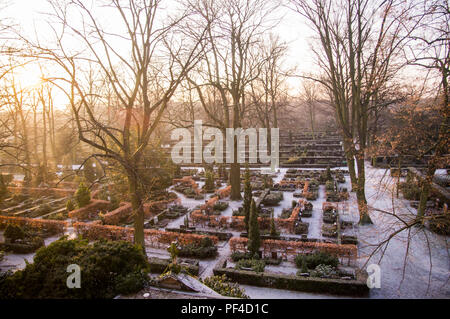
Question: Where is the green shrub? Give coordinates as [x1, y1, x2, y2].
[247, 199, 260, 256]
[213, 201, 229, 211]
[75, 182, 91, 208]
[280, 208, 292, 219]
[263, 258, 282, 266]
[294, 222, 309, 235]
[204, 170, 215, 192]
[286, 157, 300, 164]
[309, 179, 320, 189]
[325, 181, 335, 192]
[300, 258, 308, 273]
[0, 238, 150, 299]
[0, 235, 44, 254]
[270, 213, 279, 237]
[295, 251, 339, 270]
[310, 264, 338, 278]
[201, 275, 249, 299]
[66, 199, 75, 212]
[235, 259, 265, 273]
[2, 224, 45, 253]
[178, 237, 218, 259]
[115, 271, 148, 295]
[230, 251, 253, 262]
[262, 192, 283, 206]
[4, 224, 25, 242]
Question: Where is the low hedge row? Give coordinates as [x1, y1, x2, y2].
[166, 228, 232, 241]
[0, 216, 67, 236]
[212, 267, 369, 296]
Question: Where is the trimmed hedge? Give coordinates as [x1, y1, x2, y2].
[213, 267, 369, 296]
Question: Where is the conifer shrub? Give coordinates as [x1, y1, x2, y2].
[295, 251, 339, 270]
[66, 199, 75, 212]
[0, 238, 150, 299]
[75, 182, 91, 208]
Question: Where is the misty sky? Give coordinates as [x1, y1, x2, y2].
[5, 0, 315, 94]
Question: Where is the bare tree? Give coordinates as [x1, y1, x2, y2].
[249, 34, 291, 144]
[300, 80, 321, 140]
[23, 0, 206, 248]
[290, 0, 417, 224]
[183, 0, 278, 200]
[405, 0, 449, 221]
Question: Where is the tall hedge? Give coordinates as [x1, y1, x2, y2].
[243, 166, 252, 233]
[248, 199, 260, 256]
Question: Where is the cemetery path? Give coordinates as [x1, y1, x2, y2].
[198, 239, 232, 279]
[307, 185, 325, 239]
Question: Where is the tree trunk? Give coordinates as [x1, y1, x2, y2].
[230, 162, 242, 200]
[18, 106, 32, 185]
[396, 157, 402, 198]
[356, 154, 372, 225]
[343, 138, 357, 191]
[230, 102, 242, 200]
[47, 100, 57, 165]
[309, 103, 315, 141]
[128, 173, 145, 251]
[417, 166, 436, 223]
[41, 98, 48, 184]
[33, 107, 39, 164]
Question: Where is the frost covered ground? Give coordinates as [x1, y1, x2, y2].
[354, 166, 449, 299]
[1, 165, 448, 299]
[145, 165, 450, 298]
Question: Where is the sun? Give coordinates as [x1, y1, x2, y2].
[6, 62, 69, 110]
[12, 63, 45, 90]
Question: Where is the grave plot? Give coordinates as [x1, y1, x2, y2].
[173, 176, 204, 200]
[213, 236, 367, 296]
[0, 216, 67, 254]
[0, 183, 74, 223]
[0, 182, 73, 261]
[0, 145, 360, 298]
[192, 165, 364, 296]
